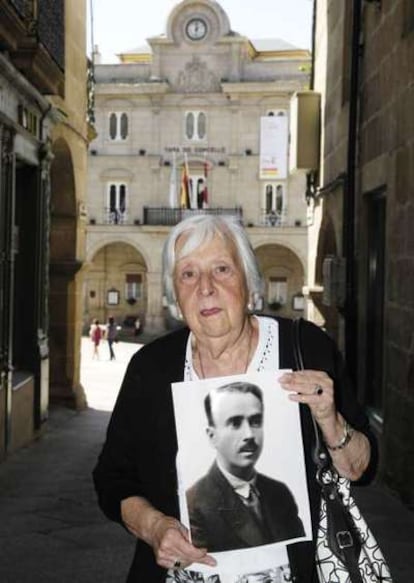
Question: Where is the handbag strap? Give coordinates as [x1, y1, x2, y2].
[292, 318, 364, 583]
[292, 318, 329, 473]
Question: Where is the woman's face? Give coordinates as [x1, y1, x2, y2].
[173, 233, 249, 341]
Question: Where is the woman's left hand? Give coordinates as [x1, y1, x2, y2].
[279, 370, 336, 424]
[279, 370, 371, 481]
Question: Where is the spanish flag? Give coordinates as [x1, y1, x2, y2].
[180, 157, 190, 209]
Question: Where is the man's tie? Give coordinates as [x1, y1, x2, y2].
[243, 484, 263, 523]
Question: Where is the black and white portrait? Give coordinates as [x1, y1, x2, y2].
[172, 370, 311, 577]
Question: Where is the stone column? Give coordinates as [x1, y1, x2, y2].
[145, 270, 164, 332]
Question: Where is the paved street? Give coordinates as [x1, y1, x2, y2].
[0, 338, 413, 582]
[0, 338, 141, 583]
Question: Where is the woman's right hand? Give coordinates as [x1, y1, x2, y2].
[121, 496, 217, 571]
[150, 513, 217, 570]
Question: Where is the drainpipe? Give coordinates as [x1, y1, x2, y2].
[343, 0, 363, 379]
[310, 0, 317, 91]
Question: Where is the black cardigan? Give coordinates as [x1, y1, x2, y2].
[93, 317, 378, 583]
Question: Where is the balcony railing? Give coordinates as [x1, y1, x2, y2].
[105, 208, 127, 224]
[89, 207, 243, 226]
[88, 207, 304, 228]
[143, 206, 243, 226]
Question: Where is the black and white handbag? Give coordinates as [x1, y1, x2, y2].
[292, 318, 393, 583]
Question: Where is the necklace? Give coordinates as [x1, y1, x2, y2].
[195, 323, 255, 379]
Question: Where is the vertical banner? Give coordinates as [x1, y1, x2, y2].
[259, 113, 288, 180]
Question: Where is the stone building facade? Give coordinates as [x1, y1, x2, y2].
[0, 0, 89, 459]
[310, 0, 414, 506]
[85, 0, 312, 333]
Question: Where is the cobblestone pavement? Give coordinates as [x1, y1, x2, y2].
[0, 338, 413, 582]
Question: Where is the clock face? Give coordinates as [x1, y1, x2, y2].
[186, 18, 208, 41]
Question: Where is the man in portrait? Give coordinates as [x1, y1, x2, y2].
[186, 381, 305, 552]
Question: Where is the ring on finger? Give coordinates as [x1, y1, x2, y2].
[313, 384, 324, 396]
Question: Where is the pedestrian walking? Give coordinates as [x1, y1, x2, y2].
[105, 316, 118, 360]
[89, 319, 103, 360]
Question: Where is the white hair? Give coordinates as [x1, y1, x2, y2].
[162, 215, 263, 317]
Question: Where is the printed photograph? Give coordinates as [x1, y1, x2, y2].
[172, 370, 311, 576]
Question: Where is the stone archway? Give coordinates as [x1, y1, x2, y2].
[255, 244, 305, 318]
[83, 242, 148, 337]
[49, 138, 84, 407]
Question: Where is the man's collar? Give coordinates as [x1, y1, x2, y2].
[216, 460, 257, 498]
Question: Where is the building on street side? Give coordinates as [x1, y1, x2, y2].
[85, 0, 314, 334]
[309, 0, 414, 506]
[0, 0, 91, 459]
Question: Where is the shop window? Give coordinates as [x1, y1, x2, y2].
[125, 274, 142, 301]
[109, 112, 129, 140]
[268, 276, 288, 308]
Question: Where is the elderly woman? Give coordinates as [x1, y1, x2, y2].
[93, 215, 377, 583]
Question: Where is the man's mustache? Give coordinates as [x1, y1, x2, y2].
[239, 441, 259, 453]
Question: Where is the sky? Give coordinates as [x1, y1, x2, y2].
[88, 0, 313, 63]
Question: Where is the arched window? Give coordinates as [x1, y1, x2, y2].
[197, 112, 206, 139]
[265, 185, 273, 213]
[263, 183, 286, 226]
[186, 112, 195, 140]
[185, 111, 207, 141]
[108, 112, 129, 140]
[109, 113, 117, 140]
[120, 113, 128, 140]
[107, 182, 128, 223]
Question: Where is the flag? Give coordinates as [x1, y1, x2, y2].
[197, 178, 204, 209]
[169, 152, 177, 208]
[180, 155, 190, 209]
[202, 158, 209, 208]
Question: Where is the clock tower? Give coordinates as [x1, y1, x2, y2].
[166, 0, 231, 46]
[185, 17, 208, 41]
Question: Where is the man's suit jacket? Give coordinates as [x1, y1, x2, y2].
[186, 462, 305, 552]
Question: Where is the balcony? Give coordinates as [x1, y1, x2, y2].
[87, 207, 306, 228]
[143, 206, 243, 226]
[0, 0, 65, 96]
[88, 206, 243, 227]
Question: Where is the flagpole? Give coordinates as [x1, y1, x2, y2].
[180, 154, 190, 209]
[203, 153, 209, 209]
[184, 153, 191, 209]
[169, 151, 177, 208]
